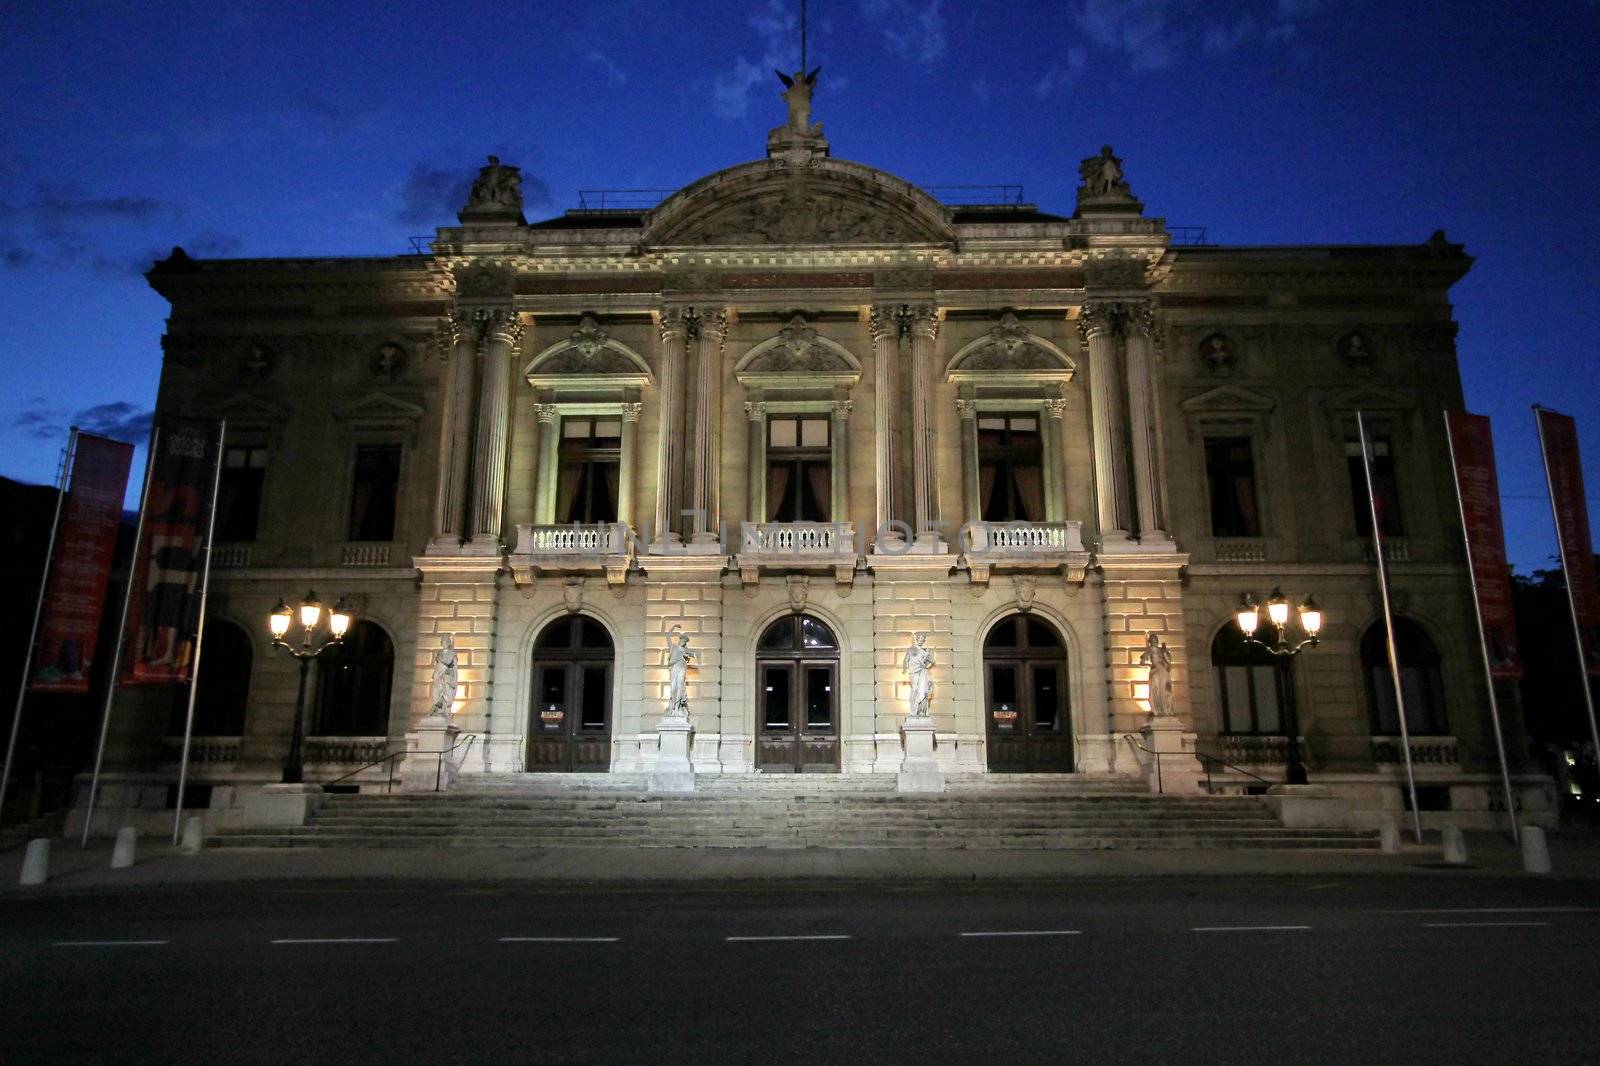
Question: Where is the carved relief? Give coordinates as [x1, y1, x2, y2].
[1012, 574, 1038, 614]
[561, 575, 584, 614]
[786, 574, 810, 613]
[950, 312, 1073, 374]
[739, 314, 856, 374]
[677, 187, 924, 245]
[241, 342, 276, 379]
[370, 342, 407, 381]
[1198, 333, 1237, 373]
[526, 313, 652, 382]
[1338, 330, 1376, 369]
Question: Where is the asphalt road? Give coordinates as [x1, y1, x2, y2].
[3, 876, 1597, 1064]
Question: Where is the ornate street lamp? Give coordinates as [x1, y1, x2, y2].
[268, 590, 352, 784]
[1235, 587, 1323, 785]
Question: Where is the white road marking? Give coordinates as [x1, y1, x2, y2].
[52, 940, 168, 947]
[499, 937, 619, 943]
[1422, 921, 1552, 929]
[724, 934, 851, 942]
[270, 938, 397, 945]
[960, 930, 1082, 938]
[1378, 907, 1598, 914]
[1192, 925, 1311, 933]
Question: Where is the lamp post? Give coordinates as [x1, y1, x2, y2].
[268, 590, 352, 784]
[1235, 587, 1323, 786]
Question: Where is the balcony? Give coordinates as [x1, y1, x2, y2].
[159, 736, 241, 766]
[511, 522, 632, 585]
[961, 520, 1089, 583]
[212, 544, 252, 568]
[1214, 537, 1267, 564]
[341, 543, 392, 567]
[737, 521, 858, 585]
[1360, 538, 1412, 563]
[1371, 735, 1458, 766]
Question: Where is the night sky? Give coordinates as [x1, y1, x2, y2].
[2, 1, 1596, 570]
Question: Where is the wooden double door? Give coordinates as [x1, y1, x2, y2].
[755, 614, 840, 773]
[984, 615, 1073, 772]
[527, 616, 613, 772]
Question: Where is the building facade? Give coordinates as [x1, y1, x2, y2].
[101, 95, 1554, 829]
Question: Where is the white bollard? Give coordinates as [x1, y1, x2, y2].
[1521, 825, 1552, 874]
[19, 838, 49, 886]
[180, 816, 204, 855]
[1378, 822, 1401, 853]
[1441, 824, 1468, 865]
[110, 826, 138, 869]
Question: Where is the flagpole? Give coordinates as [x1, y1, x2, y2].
[1445, 412, 1519, 843]
[1358, 411, 1423, 843]
[82, 426, 159, 849]
[0, 430, 77, 825]
[173, 419, 226, 844]
[1534, 405, 1600, 792]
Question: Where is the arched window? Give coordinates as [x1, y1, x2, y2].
[528, 614, 615, 772]
[1362, 618, 1448, 735]
[313, 620, 394, 736]
[1213, 623, 1295, 735]
[984, 614, 1072, 771]
[169, 621, 252, 736]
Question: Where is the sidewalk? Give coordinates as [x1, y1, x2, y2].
[5, 826, 1599, 893]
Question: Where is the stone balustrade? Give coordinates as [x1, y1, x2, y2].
[740, 521, 855, 556]
[1371, 735, 1458, 765]
[514, 522, 629, 556]
[341, 544, 391, 567]
[212, 544, 252, 568]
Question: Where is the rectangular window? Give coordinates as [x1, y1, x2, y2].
[1346, 436, 1403, 536]
[347, 444, 401, 542]
[555, 417, 622, 524]
[1204, 437, 1261, 537]
[767, 416, 831, 522]
[216, 445, 267, 542]
[1220, 664, 1284, 734]
[978, 414, 1044, 522]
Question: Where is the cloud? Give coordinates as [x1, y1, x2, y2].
[713, 57, 768, 119]
[711, 0, 799, 120]
[393, 159, 550, 226]
[864, 0, 947, 64]
[1034, 48, 1089, 97]
[586, 51, 627, 84]
[1070, 0, 1322, 71]
[12, 399, 153, 444]
[0, 177, 224, 276]
[1202, 14, 1260, 54]
[28, 186, 182, 228]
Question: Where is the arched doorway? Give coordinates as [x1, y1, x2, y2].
[528, 615, 613, 772]
[984, 614, 1072, 772]
[313, 620, 393, 735]
[170, 621, 253, 736]
[1361, 618, 1448, 735]
[755, 614, 840, 773]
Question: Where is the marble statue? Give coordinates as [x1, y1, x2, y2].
[1079, 145, 1131, 199]
[775, 67, 822, 135]
[466, 154, 523, 211]
[1139, 632, 1173, 717]
[428, 634, 458, 720]
[902, 632, 935, 719]
[665, 626, 697, 719]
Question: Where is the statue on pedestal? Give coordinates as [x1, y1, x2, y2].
[902, 632, 935, 719]
[465, 155, 523, 212]
[1078, 145, 1133, 200]
[664, 626, 697, 720]
[427, 634, 458, 721]
[1139, 632, 1173, 717]
[775, 67, 822, 135]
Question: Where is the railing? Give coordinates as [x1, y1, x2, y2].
[576, 189, 674, 210]
[1123, 734, 1275, 796]
[740, 521, 855, 556]
[1196, 751, 1274, 793]
[341, 544, 391, 567]
[160, 736, 240, 764]
[212, 544, 252, 568]
[923, 184, 1025, 206]
[1361, 538, 1412, 563]
[1371, 735, 1458, 765]
[304, 736, 392, 765]
[1169, 226, 1209, 246]
[1220, 734, 1293, 766]
[321, 733, 479, 795]
[966, 521, 1085, 555]
[1214, 538, 1266, 563]
[514, 523, 627, 555]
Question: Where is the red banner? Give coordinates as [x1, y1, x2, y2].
[30, 434, 135, 693]
[123, 417, 221, 685]
[1447, 412, 1521, 679]
[1537, 407, 1600, 676]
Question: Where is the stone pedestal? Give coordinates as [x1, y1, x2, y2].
[400, 717, 460, 794]
[242, 783, 324, 828]
[897, 717, 945, 793]
[650, 717, 695, 793]
[1139, 717, 1203, 795]
[1264, 784, 1354, 828]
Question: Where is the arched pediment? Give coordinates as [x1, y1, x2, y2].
[945, 313, 1077, 385]
[642, 158, 954, 247]
[735, 314, 861, 389]
[524, 315, 652, 390]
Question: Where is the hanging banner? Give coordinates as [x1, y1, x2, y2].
[29, 434, 135, 693]
[1446, 412, 1522, 679]
[122, 416, 222, 685]
[1536, 407, 1600, 676]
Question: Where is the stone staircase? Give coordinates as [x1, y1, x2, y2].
[211, 773, 1376, 851]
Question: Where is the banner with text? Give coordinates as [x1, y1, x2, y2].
[1447, 412, 1521, 679]
[29, 433, 135, 693]
[122, 416, 222, 685]
[1537, 407, 1600, 676]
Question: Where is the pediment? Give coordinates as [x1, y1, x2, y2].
[642, 158, 953, 247]
[1324, 385, 1416, 413]
[735, 315, 861, 390]
[205, 392, 290, 424]
[1179, 384, 1278, 415]
[334, 392, 425, 423]
[945, 314, 1076, 383]
[525, 315, 652, 390]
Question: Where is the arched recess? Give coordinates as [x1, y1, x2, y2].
[526, 613, 616, 772]
[313, 620, 394, 736]
[1360, 617, 1449, 736]
[982, 612, 1074, 772]
[169, 620, 253, 737]
[753, 613, 842, 773]
[1211, 620, 1296, 737]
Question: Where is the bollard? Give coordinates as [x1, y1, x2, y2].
[1521, 825, 1552, 874]
[110, 826, 138, 869]
[1441, 824, 1468, 865]
[180, 816, 204, 855]
[19, 838, 49, 885]
[1378, 822, 1401, 854]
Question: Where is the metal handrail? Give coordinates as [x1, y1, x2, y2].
[318, 732, 479, 795]
[1194, 750, 1274, 791]
[321, 750, 404, 794]
[1121, 734, 1163, 794]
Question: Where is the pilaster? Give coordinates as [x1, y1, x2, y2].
[1081, 302, 1130, 547]
[689, 308, 728, 545]
[428, 311, 479, 553]
[907, 303, 944, 549]
[652, 307, 689, 546]
[869, 303, 901, 545]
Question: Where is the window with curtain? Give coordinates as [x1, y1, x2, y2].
[1346, 434, 1403, 536]
[1204, 436, 1261, 537]
[1212, 623, 1295, 735]
[313, 620, 394, 736]
[216, 445, 267, 542]
[767, 415, 831, 522]
[1362, 618, 1448, 735]
[555, 417, 622, 524]
[978, 414, 1044, 522]
[347, 444, 401, 542]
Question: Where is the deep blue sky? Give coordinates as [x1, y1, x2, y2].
[2, 0, 1596, 570]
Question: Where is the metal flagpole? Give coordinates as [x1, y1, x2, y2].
[173, 419, 226, 844]
[1358, 411, 1423, 843]
[82, 426, 159, 849]
[1534, 406, 1600, 796]
[1444, 412, 1519, 843]
[0, 430, 77, 825]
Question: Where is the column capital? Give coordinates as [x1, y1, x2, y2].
[695, 307, 729, 343]
[868, 303, 902, 341]
[483, 308, 526, 346]
[744, 400, 767, 421]
[1044, 398, 1067, 419]
[1125, 301, 1158, 339]
[1077, 301, 1120, 341]
[621, 402, 643, 423]
[906, 303, 941, 340]
[955, 399, 978, 420]
[831, 399, 854, 420]
[535, 403, 560, 425]
[658, 305, 691, 342]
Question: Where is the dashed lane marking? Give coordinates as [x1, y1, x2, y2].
[724, 934, 851, 942]
[52, 940, 168, 947]
[270, 938, 398, 945]
[1192, 925, 1312, 933]
[1422, 921, 1552, 929]
[499, 937, 620, 943]
[960, 930, 1083, 938]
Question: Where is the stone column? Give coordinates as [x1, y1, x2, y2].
[745, 401, 767, 524]
[618, 401, 642, 529]
[1082, 303, 1130, 545]
[429, 312, 478, 552]
[1042, 397, 1068, 523]
[869, 304, 901, 546]
[689, 308, 727, 544]
[652, 308, 689, 545]
[1124, 304, 1169, 543]
[468, 310, 524, 552]
[532, 403, 560, 524]
[956, 399, 980, 525]
[908, 304, 943, 546]
[830, 399, 852, 525]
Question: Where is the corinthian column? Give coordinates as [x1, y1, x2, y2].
[956, 399, 979, 525]
[1042, 397, 1068, 523]
[652, 308, 689, 545]
[689, 308, 727, 545]
[1124, 303, 1168, 543]
[745, 401, 768, 524]
[869, 304, 901, 546]
[429, 311, 478, 552]
[830, 399, 852, 525]
[618, 401, 642, 529]
[532, 402, 560, 524]
[1082, 303, 1130, 546]
[468, 309, 524, 552]
[908, 304, 943, 546]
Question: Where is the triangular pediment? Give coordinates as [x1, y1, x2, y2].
[334, 392, 425, 423]
[205, 392, 290, 423]
[1179, 384, 1277, 415]
[1324, 384, 1416, 413]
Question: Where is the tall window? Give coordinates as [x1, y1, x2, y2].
[978, 414, 1044, 522]
[216, 445, 267, 542]
[1213, 624, 1295, 735]
[347, 444, 401, 542]
[1362, 618, 1448, 735]
[1205, 436, 1260, 537]
[767, 415, 831, 522]
[313, 620, 394, 736]
[556, 417, 621, 524]
[1346, 435, 1403, 536]
[169, 621, 252, 736]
